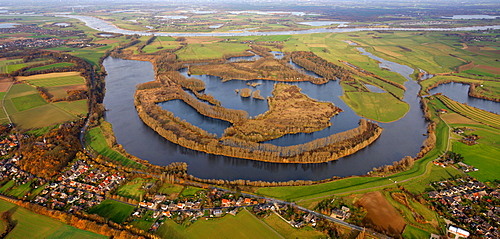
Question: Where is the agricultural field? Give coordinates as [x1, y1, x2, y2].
[141, 36, 179, 54]
[157, 209, 281, 239]
[2, 83, 80, 128]
[115, 177, 152, 201]
[26, 62, 75, 72]
[176, 42, 251, 60]
[179, 186, 203, 198]
[0, 199, 106, 239]
[357, 191, 407, 236]
[0, 59, 25, 73]
[435, 95, 500, 129]
[87, 199, 135, 224]
[262, 213, 327, 239]
[17, 72, 85, 87]
[451, 128, 500, 183]
[157, 182, 183, 197]
[340, 91, 409, 122]
[85, 126, 145, 169]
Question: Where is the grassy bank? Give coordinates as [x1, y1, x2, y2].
[0, 199, 106, 239]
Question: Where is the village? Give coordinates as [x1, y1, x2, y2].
[428, 178, 500, 238]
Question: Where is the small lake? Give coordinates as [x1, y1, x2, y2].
[298, 21, 349, 27]
[429, 83, 500, 114]
[157, 16, 189, 20]
[158, 100, 231, 137]
[0, 23, 19, 29]
[54, 22, 70, 27]
[97, 33, 115, 37]
[209, 24, 223, 29]
[442, 15, 499, 20]
[365, 84, 386, 93]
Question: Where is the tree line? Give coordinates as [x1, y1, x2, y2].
[290, 51, 354, 82]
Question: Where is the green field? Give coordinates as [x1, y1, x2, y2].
[85, 127, 144, 168]
[115, 178, 149, 201]
[157, 209, 281, 239]
[24, 75, 85, 88]
[2, 83, 82, 128]
[0, 59, 24, 73]
[87, 199, 135, 224]
[450, 126, 500, 182]
[176, 42, 250, 60]
[11, 94, 47, 112]
[53, 100, 88, 116]
[129, 210, 156, 231]
[341, 91, 409, 122]
[158, 182, 183, 195]
[0, 199, 106, 239]
[402, 225, 431, 239]
[179, 186, 203, 198]
[10, 104, 77, 129]
[4, 180, 33, 199]
[5, 84, 38, 98]
[27, 62, 75, 72]
[263, 213, 326, 239]
[436, 95, 500, 129]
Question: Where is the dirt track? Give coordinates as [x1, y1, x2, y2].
[357, 191, 406, 235]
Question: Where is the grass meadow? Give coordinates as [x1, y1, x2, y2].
[176, 42, 250, 60]
[157, 209, 281, 239]
[85, 127, 145, 169]
[26, 62, 75, 72]
[87, 199, 135, 224]
[340, 91, 409, 122]
[115, 177, 151, 201]
[263, 213, 327, 238]
[0, 199, 105, 239]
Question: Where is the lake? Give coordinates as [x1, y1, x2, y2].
[102, 50, 431, 181]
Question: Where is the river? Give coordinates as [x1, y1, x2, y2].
[60, 15, 500, 37]
[102, 47, 432, 181]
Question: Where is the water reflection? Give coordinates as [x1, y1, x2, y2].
[429, 82, 499, 114]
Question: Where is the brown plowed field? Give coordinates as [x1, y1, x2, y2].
[357, 191, 406, 235]
[477, 65, 500, 74]
[0, 78, 13, 92]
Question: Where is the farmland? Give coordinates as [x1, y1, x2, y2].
[0, 3, 499, 239]
[87, 199, 135, 224]
[26, 62, 75, 72]
[263, 213, 327, 238]
[115, 177, 151, 201]
[157, 209, 281, 239]
[0, 199, 105, 239]
[2, 82, 83, 128]
[340, 91, 409, 122]
[435, 94, 500, 129]
[17, 72, 85, 88]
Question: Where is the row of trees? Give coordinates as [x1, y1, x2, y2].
[137, 85, 383, 163]
[290, 51, 354, 81]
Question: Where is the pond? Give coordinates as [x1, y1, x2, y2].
[429, 83, 500, 114]
[0, 23, 19, 29]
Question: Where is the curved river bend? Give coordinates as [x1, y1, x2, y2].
[103, 52, 430, 181]
[95, 14, 500, 181]
[61, 15, 500, 37]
